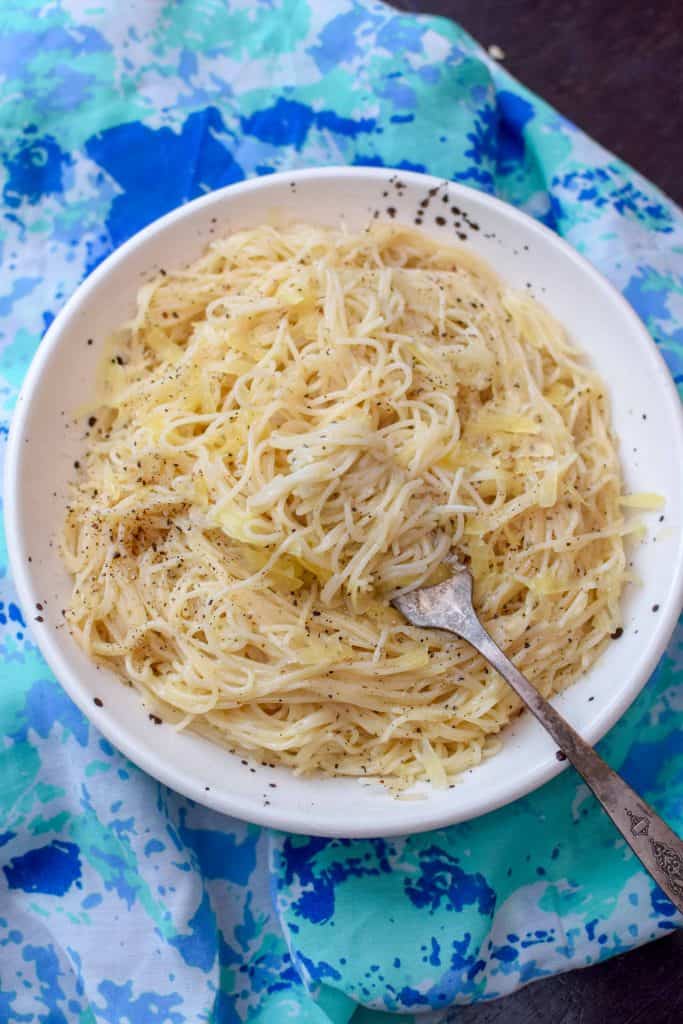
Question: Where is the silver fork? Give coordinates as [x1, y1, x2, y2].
[392, 567, 683, 913]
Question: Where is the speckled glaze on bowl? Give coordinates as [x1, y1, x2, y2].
[5, 167, 683, 837]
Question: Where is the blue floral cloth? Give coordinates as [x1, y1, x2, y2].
[1, 3, 682, 1021]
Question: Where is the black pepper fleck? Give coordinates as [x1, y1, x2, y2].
[94, 697, 103, 707]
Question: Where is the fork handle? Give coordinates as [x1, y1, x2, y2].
[463, 618, 683, 914]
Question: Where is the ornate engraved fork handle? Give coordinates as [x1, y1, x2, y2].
[392, 571, 683, 913]
[472, 628, 683, 906]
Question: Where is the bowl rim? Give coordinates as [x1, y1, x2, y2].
[5, 165, 683, 838]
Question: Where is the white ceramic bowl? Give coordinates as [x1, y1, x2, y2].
[6, 167, 683, 837]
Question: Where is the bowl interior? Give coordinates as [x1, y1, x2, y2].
[7, 168, 683, 837]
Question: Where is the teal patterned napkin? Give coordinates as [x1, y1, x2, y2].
[0, 3, 681, 1022]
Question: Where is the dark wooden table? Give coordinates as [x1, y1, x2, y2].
[391, 2, 683, 1021]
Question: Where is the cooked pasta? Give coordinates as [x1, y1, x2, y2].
[61, 222, 635, 788]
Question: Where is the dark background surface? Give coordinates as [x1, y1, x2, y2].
[391, 2, 682, 1022]
[394, 0, 682, 207]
